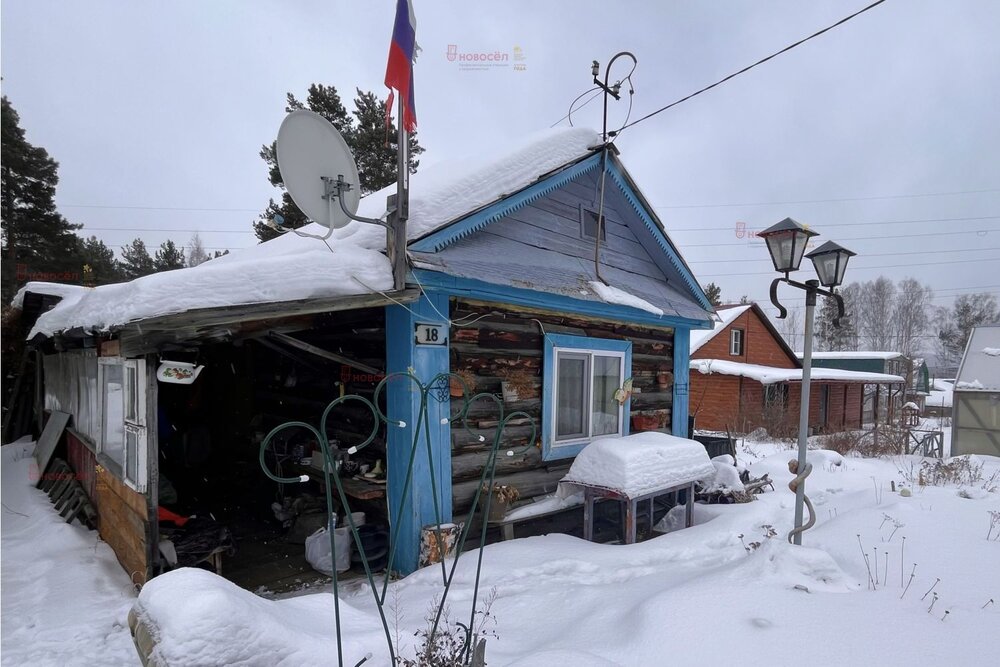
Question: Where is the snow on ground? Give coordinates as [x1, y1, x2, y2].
[927, 378, 954, 408]
[1, 440, 139, 666]
[4, 435, 999, 666]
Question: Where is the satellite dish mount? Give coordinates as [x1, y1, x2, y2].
[275, 104, 409, 290]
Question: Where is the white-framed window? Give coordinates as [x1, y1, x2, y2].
[543, 334, 632, 460]
[98, 357, 148, 491]
[730, 328, 744, 356]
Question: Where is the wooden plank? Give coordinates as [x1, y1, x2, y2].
[95, 466, 148, 582]
[453, 465, 570, 512]
[33, 411, 70, 484]
[452, 446, 543, 481]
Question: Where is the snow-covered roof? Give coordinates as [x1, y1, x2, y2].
[691, 359, 905, 385]
[559, 432, 715, 498]
[10, 282, 88, 309]
[798, 351, 903, 360]
[17, 128, 602, 339]
[926, 378, 954, 407]
[689, 305, 751, 353]
[955, 324, 1000, 392]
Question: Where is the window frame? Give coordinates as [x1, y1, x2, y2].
[542, 333, 632, 461]
[579, 206, 608, 242]
[763, 383, 789, 409]
[97, 356, 148, 492]
[730, 328, 744, 356]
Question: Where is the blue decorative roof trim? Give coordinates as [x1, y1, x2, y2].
[410, 153, 603, 253]
[412, 269, 710, 330]
[603, 160, 714, 312]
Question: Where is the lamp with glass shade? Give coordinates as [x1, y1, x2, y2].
[757, 218, 819, 274]
[806, 241, 856, 289]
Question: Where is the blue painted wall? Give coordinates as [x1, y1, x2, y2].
[672, 328, 691, 437]
[385, 293, 452, 574]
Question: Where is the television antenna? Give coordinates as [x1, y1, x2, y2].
[274, 110, 386, 240]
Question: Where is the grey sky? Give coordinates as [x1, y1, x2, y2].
[3, 0, 999, 340]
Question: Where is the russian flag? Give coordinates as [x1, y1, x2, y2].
[385, 0, 417, 132]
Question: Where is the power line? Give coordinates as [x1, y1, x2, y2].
[681, 228, 996, 248]
[696, 255, 999, 278]
[668, 215, 1000, 233]
[686, 245, 1000, 264]
[549, 87, 603, 128]
[618, 0, 891, 133]
[63, 203, 260, 213]
[656, 188, 1000, 210]
[81, 226, 256, 234]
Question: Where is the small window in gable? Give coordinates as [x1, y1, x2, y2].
[730, 328, 744, 356]
[581, 209, 607, 241]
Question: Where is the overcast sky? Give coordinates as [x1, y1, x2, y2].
[3, 0, 999, 339]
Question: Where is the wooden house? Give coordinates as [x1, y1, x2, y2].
[15, 127, 714, 584]
[806, 351, 913, 423]
[950, 324, 1000, 456]
[688, 303, 905, 435]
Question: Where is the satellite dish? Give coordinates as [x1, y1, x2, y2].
[276, 110, 361, 229]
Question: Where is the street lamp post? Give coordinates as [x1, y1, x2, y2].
[757, 218, 856, 545]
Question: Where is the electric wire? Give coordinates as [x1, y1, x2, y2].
[656, 187, 1000, 210]
[685, 245, 1000, 264]
[549, 87, 603, 128]
[696, 255, 1000, 278]
[666, 215, 1000, 233]
[618, 0, 891, 133]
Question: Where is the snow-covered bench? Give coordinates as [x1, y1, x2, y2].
[558, 432, 715, 544]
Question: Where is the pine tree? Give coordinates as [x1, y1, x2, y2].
[154, 239, 186, 271]
[118, 238, 155, 280]
[187, 233, 209, 267]
[703, 282, 722, 307]
[253, 84, 423, 242]
[1, 96, 84, 303]
[79, 235, 122, 285]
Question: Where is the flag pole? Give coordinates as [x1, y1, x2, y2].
[389, 94, 408, 291]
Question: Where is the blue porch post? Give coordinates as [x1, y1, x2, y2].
[672, 328, 691, 437]
[384, 292, 453, 574]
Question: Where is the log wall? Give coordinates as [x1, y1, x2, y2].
[449, 300, 675, 515]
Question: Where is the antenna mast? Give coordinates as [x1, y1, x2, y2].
[387, 94, 409, 292]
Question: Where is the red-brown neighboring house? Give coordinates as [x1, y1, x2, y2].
[688, 303, 905, 435]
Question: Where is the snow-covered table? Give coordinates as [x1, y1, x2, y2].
[558, 432, 715, 544]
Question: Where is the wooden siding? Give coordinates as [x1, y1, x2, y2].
[692, 306, 798, 368]
[449, 300, 674, 514]
[96, 465, 148, 584]
[690, 375, 864, 434]
[66, 430, 97, 502]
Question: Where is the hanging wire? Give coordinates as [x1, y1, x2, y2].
[549, 87, 603, 128]
[618, 0, 890, 133]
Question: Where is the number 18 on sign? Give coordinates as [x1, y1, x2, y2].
[414, 323, 447, 346]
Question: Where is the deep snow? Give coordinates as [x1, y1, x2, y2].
[3, 437, 999, 666]
[0, 439, 138, 666]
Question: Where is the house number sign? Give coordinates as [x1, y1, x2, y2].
[414, 323, 448, 346]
